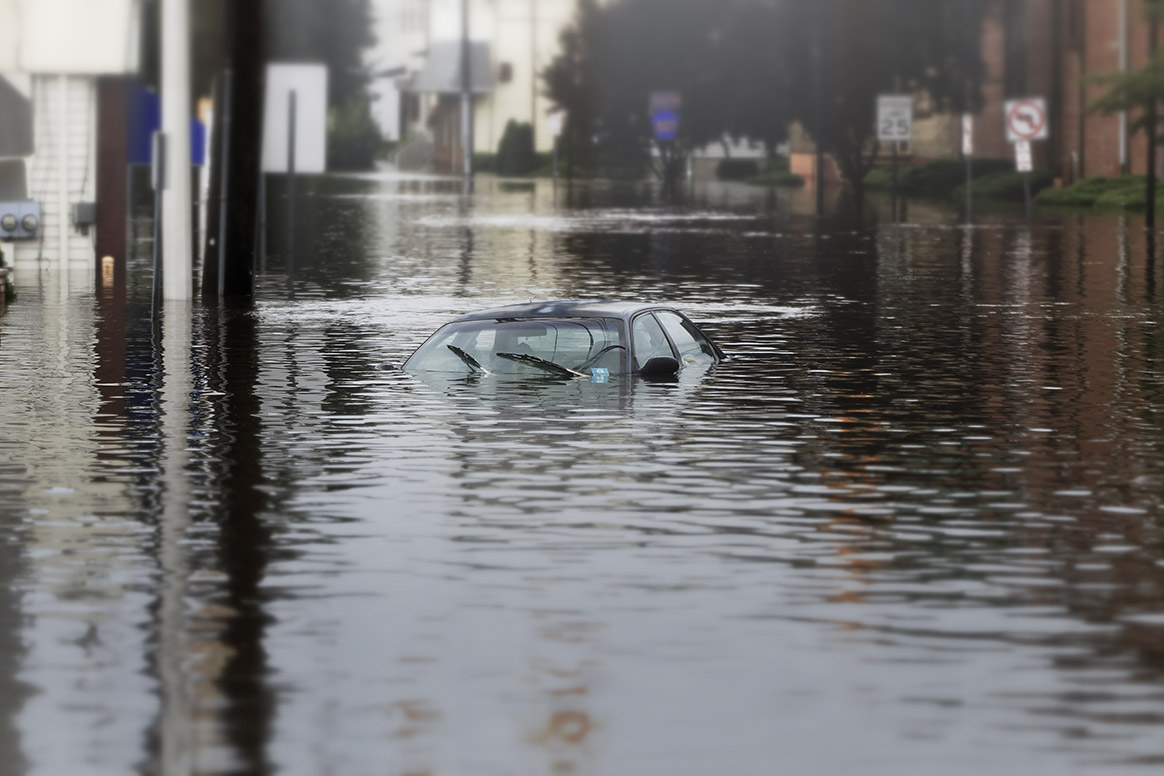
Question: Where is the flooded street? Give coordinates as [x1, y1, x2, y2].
[2, 170, 1164, 775]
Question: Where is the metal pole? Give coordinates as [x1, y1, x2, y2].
[1118, 0, 1129, 174]
[461, 0, 473, 179]
[965, 153, 972, 223]
[152, 131, 166, 316]
[161, 0, 193, 300]
[216, 69, 233, 298]
[286, 90, 297, 289]
[891, 141, 898, 223]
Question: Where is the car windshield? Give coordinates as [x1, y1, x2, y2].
[404, 317, 627, 375]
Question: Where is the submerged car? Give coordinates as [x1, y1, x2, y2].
[402, 301, 724, 379]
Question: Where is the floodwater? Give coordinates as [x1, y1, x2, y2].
[1, 170, 1163, 776]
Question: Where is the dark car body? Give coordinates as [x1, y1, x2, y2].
[402, 301, 724, 378]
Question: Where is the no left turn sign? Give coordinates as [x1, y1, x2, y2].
[1004, 98, 1048, 142]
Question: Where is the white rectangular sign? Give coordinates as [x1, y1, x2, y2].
[547, 111, 564, 138]
[1004, 97, 1048, 142]
[1014, 139, 1033, 172]
[962, 113, 973, 156]
[877, 94, 913, 141]
[262, 63, 329, 174]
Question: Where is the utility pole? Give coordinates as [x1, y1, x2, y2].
[202, 0, 265, 299]
[1148, 15, 1160, 229]
[461, 0, 474, 180]
[1119, 0, 1129, 174]
[161, 0, 192, 301]
[812, 3, 825, 221]
[530, 0, 538, 139]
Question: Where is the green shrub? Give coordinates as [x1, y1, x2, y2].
[473, 153, 497, 173]
[1034, 174, 1157, 209]
[1093, 184, 1155, 211]
[953, 169, 1053, 201]
[866, 158, 1013, 196]
[326, 95, 383, 171]
[864, 167, 895, 189]
[496, 120, 537, 176]
[717, 158, 761, 180]
[745, 170, 805, 187]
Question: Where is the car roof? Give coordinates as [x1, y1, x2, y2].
[450, 300, 678, 323]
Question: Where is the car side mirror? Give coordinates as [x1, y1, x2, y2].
[640, 356, 680, 376]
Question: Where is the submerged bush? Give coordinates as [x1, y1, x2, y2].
[865, 158, 1013, 197]
[496, 121, 538, 177]
[745, 169, 805, 187]
[953, 169, 1053, 201]
[716, 158, 761, 180]
[1035, 175, 1160, 210]
[327, 95, 384, 171]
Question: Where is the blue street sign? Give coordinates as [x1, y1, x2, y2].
[652, 110, 679, 141]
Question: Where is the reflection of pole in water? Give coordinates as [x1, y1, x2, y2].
[206, 303, 276, 773]
[156, 302, 195, 774]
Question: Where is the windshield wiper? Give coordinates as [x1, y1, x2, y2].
[496, 352, 587, 378]
[447, 344, 491, 375]
[574, 344, 626, 372]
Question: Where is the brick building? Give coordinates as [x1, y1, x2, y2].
[791, 0, 1159, 186]
[981, 0, 1159, 182]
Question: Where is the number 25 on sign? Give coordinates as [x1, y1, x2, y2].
[877, 95, 913, 142]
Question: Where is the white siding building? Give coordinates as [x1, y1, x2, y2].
[371, 0, 576, 161]
[0, 0, 140, 275]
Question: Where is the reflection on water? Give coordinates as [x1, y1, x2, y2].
[1, 170, 1163, 774]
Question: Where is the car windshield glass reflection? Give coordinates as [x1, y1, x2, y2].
[405, 318, 627, 375]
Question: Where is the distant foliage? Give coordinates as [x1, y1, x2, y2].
[953, 169, 1053, 201]
[543, 0, 989, 204]
[865, 158, 1012, 197]
[716, 159, 760, 180]
[327, 95, 382, 171]
[1036, 175, 1163, 210]
[496, 121, 538, 177]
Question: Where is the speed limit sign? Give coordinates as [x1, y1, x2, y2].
[877, 94, 913, 142]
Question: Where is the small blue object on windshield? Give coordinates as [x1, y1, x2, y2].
[590, 368, 609, 383]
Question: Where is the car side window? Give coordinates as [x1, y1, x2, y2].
[655, 311, 716, 365]
[632, 313, 674, 369]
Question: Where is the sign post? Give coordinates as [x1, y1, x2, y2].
[962, 113, 973, 223]
[1004, 98, 1046, 220]
[650, 91, 681, 198]
[877, 94, 913, 222]
[1015, 140, 1033, 218]
[151, 131, 166, 315]
[548, 111, 564, 203]
[261, 63, 328, 286]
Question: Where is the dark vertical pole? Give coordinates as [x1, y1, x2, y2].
[95, 77, 129, 290]
[461, 0, 474, 181]
[1077, 0, 1087, 179]
[152, 131, 166, 316]
[965, 149, 972, 223]
[216, 70, 233, 298]
[202, 76, 223, 298]
[891, 142, 898, 223]
[812, 4, 824, 222]
[257, 173, 267, 273]
[285, 91, 297, 291]
[1147, 18, 1159, 229]
[203, 0, 265, 299]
